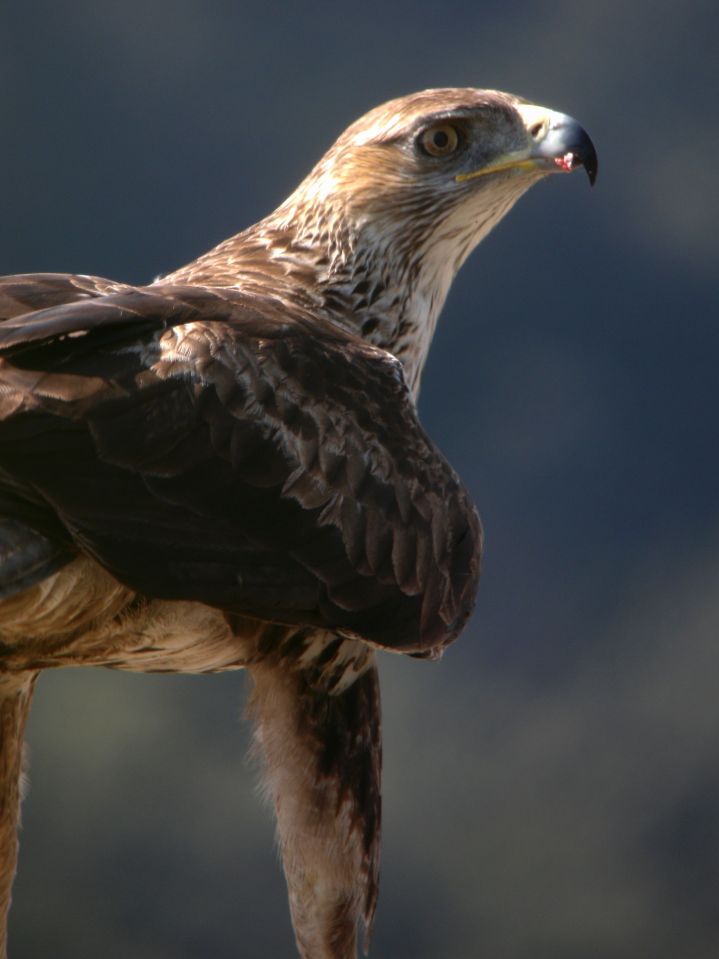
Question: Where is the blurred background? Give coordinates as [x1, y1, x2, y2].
[2, 1, 718, 957]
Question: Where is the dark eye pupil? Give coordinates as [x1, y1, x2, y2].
[433, 130, 449, 148]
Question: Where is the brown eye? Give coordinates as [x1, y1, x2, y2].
[419, 123, 460, 157]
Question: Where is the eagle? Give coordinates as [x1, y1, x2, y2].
[0, 88, 596, 958]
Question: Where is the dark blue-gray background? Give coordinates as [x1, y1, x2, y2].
[2, 2, 718, 957]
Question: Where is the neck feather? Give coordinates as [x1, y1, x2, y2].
[165, 213, 451, 397]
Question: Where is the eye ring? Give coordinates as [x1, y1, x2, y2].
[419, 123, 460, 158]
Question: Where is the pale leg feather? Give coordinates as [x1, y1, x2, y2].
[248, 651, 381, 959]
[0, 672, 36, 959]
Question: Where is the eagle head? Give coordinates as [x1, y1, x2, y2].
[257, 88, 598, 392]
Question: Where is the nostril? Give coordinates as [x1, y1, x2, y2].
[529, 120, 545, 140]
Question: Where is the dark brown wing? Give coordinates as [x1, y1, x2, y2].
[0, 274, 134, 592]
[0, 280, 481, 656]
[0, 272, 130, 321]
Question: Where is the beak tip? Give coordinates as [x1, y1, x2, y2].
[583, 149, 598, 187]
[566, 121, 598, 187]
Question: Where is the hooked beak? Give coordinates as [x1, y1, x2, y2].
[457, 104, 598, 186]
